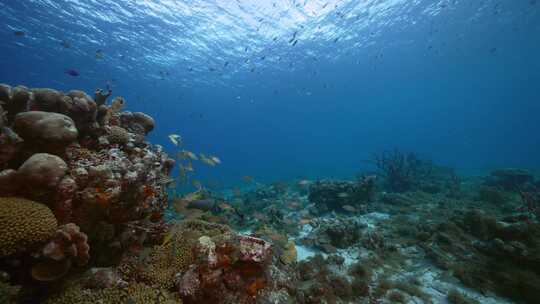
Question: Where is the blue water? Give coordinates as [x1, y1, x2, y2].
[1, 0, 539, 188]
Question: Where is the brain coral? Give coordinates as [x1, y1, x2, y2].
[107, 126, 130, 145]
[0, 197, 58, 257]
[46, 283, 181, 304]
[139, 231, 194, 288]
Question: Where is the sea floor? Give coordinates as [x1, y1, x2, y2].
[213, 176, 539, 304]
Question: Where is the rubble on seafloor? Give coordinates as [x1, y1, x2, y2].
[1, 84, 540, 304]
[208, 166, 539, 303]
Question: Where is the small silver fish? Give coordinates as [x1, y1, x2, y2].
[337, 192, 349, 198]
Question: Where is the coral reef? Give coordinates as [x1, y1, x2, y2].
[2, 82, 539, 304]
[0, 84, 176, 302]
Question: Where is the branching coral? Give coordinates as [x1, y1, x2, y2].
[94, 88, 112, 107]
[372, 149, 433, 193]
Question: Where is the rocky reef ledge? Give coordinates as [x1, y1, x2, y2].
[0, 84, 293, 303]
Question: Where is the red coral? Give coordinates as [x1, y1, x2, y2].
[238, 235, 272, 263]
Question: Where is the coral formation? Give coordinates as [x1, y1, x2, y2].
[16, 153, 68, 196]
[301, 217, 363, 253]
[308, 178, 374, 214]
[13, 111, 78, 150]
[46, 283, 181, 304]
[0, 84, 177, 302]
[94, 88, 112, 107]
[40, 223, 90, 266]
[135, 228, 194, 288]
[0, 197, 57, 257]
[106, 125, 130, 145]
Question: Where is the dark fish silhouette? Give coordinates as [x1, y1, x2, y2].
[60, 40, 71, 48]
[64, 69, 79, 77]
[13, 31, 25, 37]
[288, 30, 299, 43]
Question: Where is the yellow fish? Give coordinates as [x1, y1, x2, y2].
[200, 154, 216, 166]
[178, 150, 198, 161]
[110, 97, 125, 113]
[342, 205, 357, 213]
[218, 203, 234, 211]
[210, 155, 221, 165]
[185, 161, 194, 172]
[168, 134, 182, 146]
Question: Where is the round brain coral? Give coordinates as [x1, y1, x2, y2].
[0, 197, 58, 257]
[140, 236, 194, 288]
[107, 126, 130, 145]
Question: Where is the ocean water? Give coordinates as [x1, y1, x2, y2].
[2, 0, 539, 188]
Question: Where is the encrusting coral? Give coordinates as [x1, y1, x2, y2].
[135, 228, 195, 288]
[0, 197, 57, 257]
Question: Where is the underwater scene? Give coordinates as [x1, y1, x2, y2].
[1, 0, 540, 303]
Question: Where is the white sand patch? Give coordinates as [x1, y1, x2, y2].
[416, 269, 512, 304]
[296, 244, 317, 261]
[356, 212, 391, 229]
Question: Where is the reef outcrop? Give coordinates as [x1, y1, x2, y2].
[0, 84, 297, 303]
[308, 177, 375, 214]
